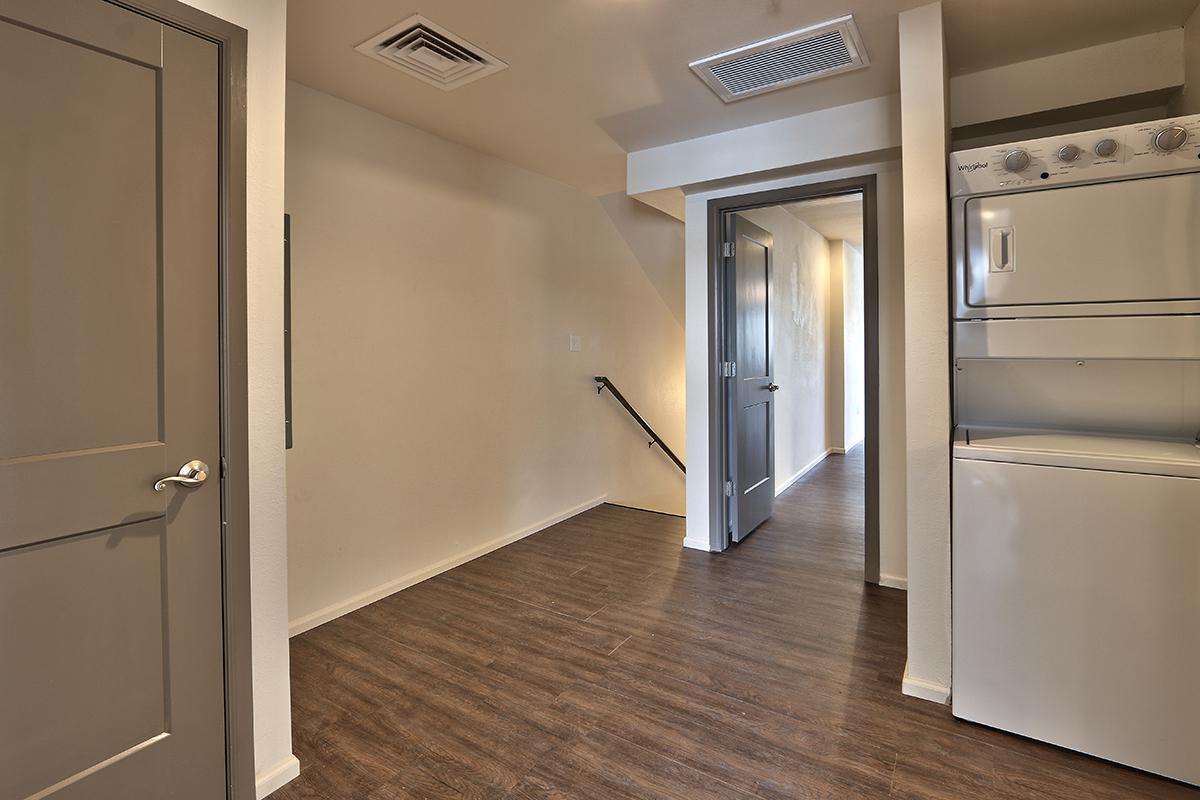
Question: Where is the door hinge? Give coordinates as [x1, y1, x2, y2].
[220, 456, 228, 479]
[724, 480, 734, 497]
[722, 361, 737, 378]
[722, 241, 735, 258]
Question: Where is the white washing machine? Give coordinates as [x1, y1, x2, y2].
[949, 115, 1200, 786]
[952, 429, 1200, 786]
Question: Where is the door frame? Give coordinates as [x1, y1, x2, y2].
[105, 1, 254, 797]
[706, 175, 882, 582]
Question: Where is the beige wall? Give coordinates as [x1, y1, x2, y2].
[841, 243, 866, 450]
[827, 240, 846, 453]
[739, 207, 832, 490]
[628, 95, 900, 194]
[598, 193, 685, 326]
[1173, 3, 1200, 115]
[951, 29, 1185, 129]
[899, 1, 952, 702]
[284, 81, 684, 634]
[824, 238, 866, 455]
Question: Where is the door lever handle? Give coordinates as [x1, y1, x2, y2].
[154, 460, 210, 492]
[767, 383, 780, 392]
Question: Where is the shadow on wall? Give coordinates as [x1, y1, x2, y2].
[598, 192, 685, 327]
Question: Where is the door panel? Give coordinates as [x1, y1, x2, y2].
[728, 215, 775, 543]
[0, 3, 226, 798]
[737, 400, 771, 492]
[0, 0, 164, 67]
[964, 172, 1200, 308]
[737, 248, 769, 379]
[0, 19, 160, 461]
[1, 521, 167, 800]
[0, 442, 166, 551]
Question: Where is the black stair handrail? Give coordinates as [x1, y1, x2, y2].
[595, 376, 685, 474]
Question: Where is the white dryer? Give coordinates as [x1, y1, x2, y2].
[950, 115, 1200, 320]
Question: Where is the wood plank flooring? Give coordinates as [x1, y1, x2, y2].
[276, 449, 1199, 799]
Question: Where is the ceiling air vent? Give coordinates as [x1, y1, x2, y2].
[354, 15, 508, 91]
[690, 15, 869, 103]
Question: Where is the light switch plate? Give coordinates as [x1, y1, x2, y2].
[569, 335, 582, 352]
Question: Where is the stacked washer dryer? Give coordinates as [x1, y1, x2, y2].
[949, 114, 1200, 786]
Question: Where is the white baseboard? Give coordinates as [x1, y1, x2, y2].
[256, 754, 300, 799]
[902, 661, 951, 704]
[287, 495, 608, 636]
[829, 446, 846, 455]
[880, 573, 907, 590]
[775, 449, 833, 496]
[682, 535, 713, 551]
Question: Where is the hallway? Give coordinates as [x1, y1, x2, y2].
[279, 449, 1196, 799]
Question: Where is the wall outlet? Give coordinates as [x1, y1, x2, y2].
[569, 335, 582, 352]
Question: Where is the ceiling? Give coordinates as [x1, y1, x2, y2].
[784, 195, 864, 248]
[287, 0, 1200, 196]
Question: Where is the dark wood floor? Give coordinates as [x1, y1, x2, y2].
[277, 449, 1198, 799]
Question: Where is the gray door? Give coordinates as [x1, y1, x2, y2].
[727, 215, 776, 543]
[0, 2, 226, 798]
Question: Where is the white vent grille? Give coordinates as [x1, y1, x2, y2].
[354, 15, 508, 91]
[690, 15, 869, 103]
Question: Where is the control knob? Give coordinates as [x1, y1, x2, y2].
[1152, 125, 1189, 152]
[1003, 149, 1031, 173]
[1057, 144, 1081, 162]
[1093, 138, 1118, 158]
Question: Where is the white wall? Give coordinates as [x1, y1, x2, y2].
[598, 192, 686, 325]
[177, 1, 295, 796]
[898, 2, 952, 704]
[628, 95, 901, 195]
[950, 29, 1185, 129]
[824, 238, 867, 455]
[738, 207, 831, 491]
[681, 160, 906, 586]
[284, 82, 685, 635]
[841, 243, 866, 450]
[1172, 3, 1200, 115]
[827, 240, 846, 453]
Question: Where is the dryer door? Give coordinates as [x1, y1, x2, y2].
[962, 171, 1200, 312]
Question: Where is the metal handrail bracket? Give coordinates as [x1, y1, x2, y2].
[594, 376, 685, 474]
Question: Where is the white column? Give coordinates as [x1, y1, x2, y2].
[898, 1, 953, 703]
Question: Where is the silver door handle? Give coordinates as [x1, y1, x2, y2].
[154, 460, 210, 492]
[767, 383, 780, 392]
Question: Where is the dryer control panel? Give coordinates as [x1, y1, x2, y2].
[949, 113, 1200, 197]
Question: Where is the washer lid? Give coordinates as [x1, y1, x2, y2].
[953, 427, 1200, 478]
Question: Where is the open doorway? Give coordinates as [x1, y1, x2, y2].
[708, 177, 879, 584]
